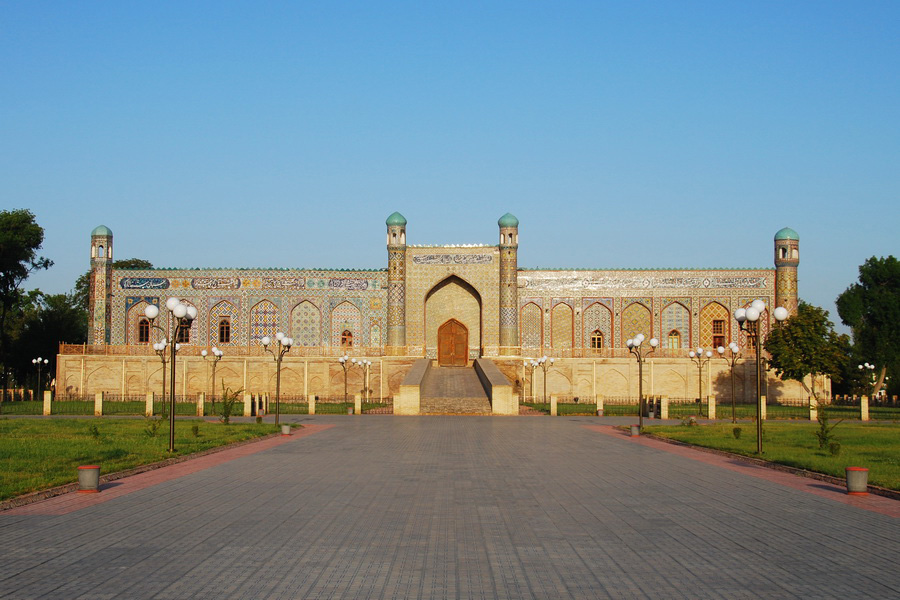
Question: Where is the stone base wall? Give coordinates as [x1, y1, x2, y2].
[56, 351, 822, 403]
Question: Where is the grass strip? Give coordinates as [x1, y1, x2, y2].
[0, 418, 280, 501]
[644, 421, 900, 491]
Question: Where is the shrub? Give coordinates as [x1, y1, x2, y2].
[733, 427, 742, 439]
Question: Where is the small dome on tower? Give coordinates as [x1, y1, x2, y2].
[774, 227, 799, 241]
[92, 225, 113, 237]
[498, 213, 519, 228]
[386, 212, 407, 226]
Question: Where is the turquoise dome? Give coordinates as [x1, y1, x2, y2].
[386, 212, 407, 226]
[774, 227, 799, 241]
[498, 213, 519, 228]
[91, 225, 113, 237]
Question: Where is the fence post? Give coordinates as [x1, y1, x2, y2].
[708, 395, 716, 420]
[43, 390, 52, 415]
[197, 392, 205, 417]
[596, 394, 604, 416]
[809, 398, 817, 422]
[861, 395, 869, 422]
[760, 395, 767, 420]
[243, 393, 252, 417]
[354, 393, 362, 415]
[94, 392, 104, 417]
[550, 395, 558, 416]
[660, 396, 669, 420]
[146, 392, 154, 417]
[308, 395, 316, 415]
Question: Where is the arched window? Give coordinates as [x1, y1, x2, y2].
[590, 329, 604, 349]
[138, 319, 150, 343]
[97, 245, 105, 258]
[219, 319, 231, 344]
[341, 330, 353, 347]
[668, 330, 681, 349]
[176, 322, 191, 344]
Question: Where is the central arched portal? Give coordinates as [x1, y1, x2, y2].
[424, 275, 482, 363]
[438, 319, 468, 366]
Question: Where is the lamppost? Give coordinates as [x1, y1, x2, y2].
[350, 358, 373, 404]
[338, 354, 351, 404]
[201, 346, 224, 412]
[145, 299, 197, 453]
[523, 359, 536, 401]
[717, 342, 741, 423]
[734, 300, 788, 454]
[531, 356, 555, 405]
[262, 332, 293, 426]
[152, 340, 169, 412]
[626, 334, 658, 432]
[688, 347, 713, 417]
[31, 357, 48, 401]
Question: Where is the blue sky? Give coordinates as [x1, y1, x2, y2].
[2, 1, 897, 332]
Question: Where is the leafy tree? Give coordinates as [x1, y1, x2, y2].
[765, 301, 850, 402]
[836, 256, 900, 396]
[74, 258, 153, 313]
[0, 210, 52, 402]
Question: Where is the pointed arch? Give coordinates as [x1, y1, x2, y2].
[331, 301, 361, 348]
[551, 303, 573, 349]
[661, 301, 690, 349]
[291, 300, 321, 347]
[424, 275, 482, 357]
[520, 302, 543, 349]
[250, 300, 278, 346]
[699, 301, 730, 349]
[582, 302, 612, 349]
[209, 300, 238, 346]
[621, 302, 652, 344]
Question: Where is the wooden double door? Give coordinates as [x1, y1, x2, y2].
[438, 319, 468, 367]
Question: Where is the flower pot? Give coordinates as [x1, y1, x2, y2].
[77, 465, 100, 493]
[630, 425, 640, 437]
[281, 424, 292, 436]
[347, 407, 354, 415]
[596, 409, 603, 417]
[845, 467, 868, 495]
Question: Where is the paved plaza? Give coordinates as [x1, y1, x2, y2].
[1, 416, 898, 599]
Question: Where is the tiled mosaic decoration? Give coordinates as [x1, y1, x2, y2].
[520, 302, 542, 348]
[250, 300, 278, 345]
[331, 301, 361, 347]
[621, 302, 652, 343]
[208, 300, 239, 347]
[551, 303, 573, 349]
[699, 301, 730, 348]
[582, 301, 612, 349]
[291, 300, 321, 347]
[661, 301, 691, 349]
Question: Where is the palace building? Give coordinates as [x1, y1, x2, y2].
[58, 214, 808, 414]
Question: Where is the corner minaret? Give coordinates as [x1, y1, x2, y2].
[498, 213, 519, 354]
[386, 212, 407, 352]
[774, 227, 799, 316]
[89, 225, 114, 345]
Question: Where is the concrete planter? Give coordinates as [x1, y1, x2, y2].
[845, 467, 869, 495]
[281, 424, 292, 436]
[77, 465, 100, 493]
[630, 425, 640, 437]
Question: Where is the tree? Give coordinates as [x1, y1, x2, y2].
[0, 210, 52, 402]
[765, 301, 850, 402]
[836, 256, 900, 397]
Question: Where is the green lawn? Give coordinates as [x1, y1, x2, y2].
[644, 421, 900, 490]
[0, 418, 281, 501]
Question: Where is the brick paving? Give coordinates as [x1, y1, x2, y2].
[1, 416, 898, 599]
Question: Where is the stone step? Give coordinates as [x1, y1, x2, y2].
[420, 396, 492, 415]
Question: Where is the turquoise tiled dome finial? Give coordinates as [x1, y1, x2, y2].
[91, 225, 113, 237]
[774, 227, 799, 241]
[498, 213, 519, 228]
[386, 212, 407, 226]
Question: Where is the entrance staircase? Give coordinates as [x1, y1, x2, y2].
[420, 366, 492, 415]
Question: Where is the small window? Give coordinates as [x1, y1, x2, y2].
[341, 330, 353, 347]
[668, 330, 681, 349]
[97, 245, 105, 258]
[176, 322, 191, 344]
[590, 330, 604, 349]
[138, 318, 150, 344]
[712, 319, 725, 348]
[780, 247, 788, 259]
[219, 319, 231, 344]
